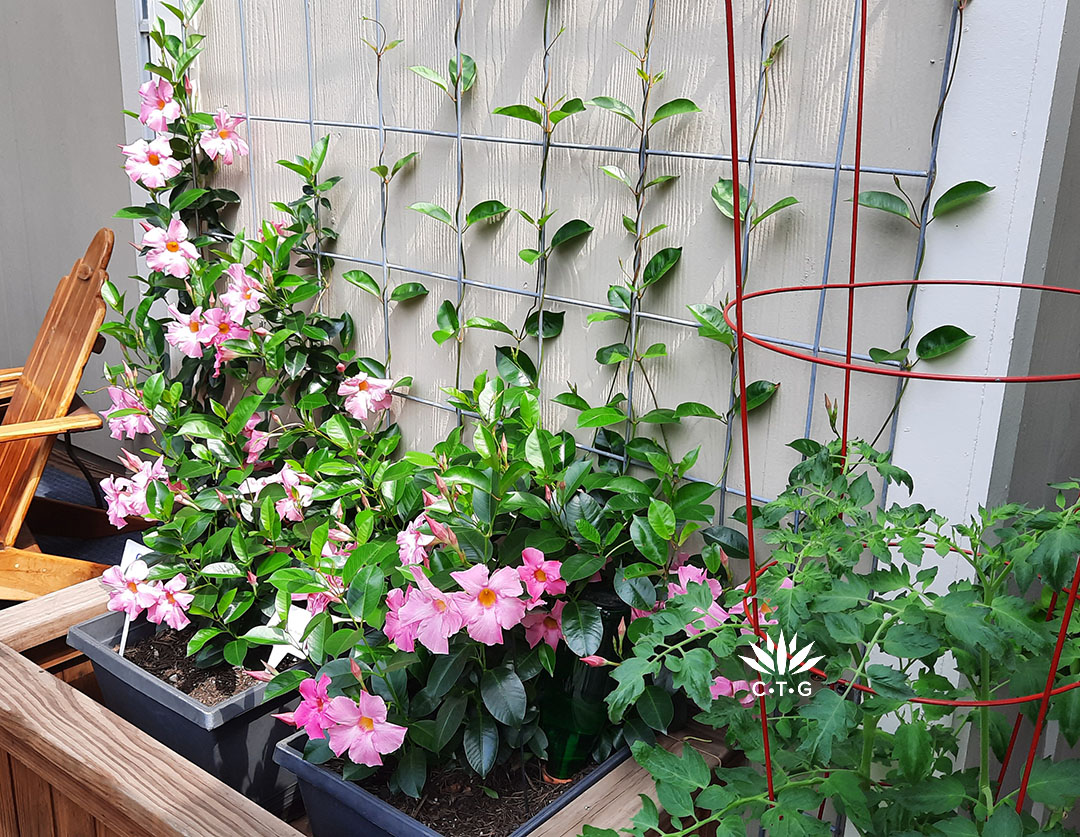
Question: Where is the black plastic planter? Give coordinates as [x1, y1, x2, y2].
[274, 732, 630, 837]
[68, 611, 300, 818]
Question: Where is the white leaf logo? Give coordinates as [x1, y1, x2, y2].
[740, 630, 823, 678]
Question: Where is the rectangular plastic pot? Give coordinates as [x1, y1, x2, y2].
[68, 610, 300, 818]
[274, 731, 631, 837]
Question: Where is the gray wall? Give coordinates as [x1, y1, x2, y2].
[0, 0, 135, 459]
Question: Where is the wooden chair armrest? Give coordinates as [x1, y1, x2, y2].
[0, 578, 108, 650]
[0, 368, 22, 385]
[0, 409, 102, 444]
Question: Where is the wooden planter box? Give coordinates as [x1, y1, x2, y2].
[0, 579, 738, 837]
[0, 580, 303, 837]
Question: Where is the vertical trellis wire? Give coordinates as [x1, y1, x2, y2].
[451, 0, 466, 427]
[534, 0, 553, 378]
[302, 0, 323, 297]
[375, 0, 393, 369]
[234, 0, 258, 228]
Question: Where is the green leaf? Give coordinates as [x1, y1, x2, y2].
[436, 299, 460, 334]
[463, 714, 499, 777]
[712, 179, 749, 221]
[636, 685, 674, 731]
[915, 325, 974, 361]
[518, 248, 543, 265]
[392, 151, 418, 176]
[981, 807, 1021, 837]
[466, 316, 514, 335]
[409, 65, 449, 93]
[170, 188, 208, 213]
[739, 380, 779, 412]
[549, 97, 585, 126]
[343, 269, 380, 297]
[869, 346, 909, 364]
[898, 776, 964, 814]
[600, 165, 634, 190]
[492, 104, 543, 125]
[798, 688, 857, 763]
[561, 553, 606, 583]
[1031, 525, 1080, 591]
[631, 515, 667, 565]
[466, 200, 510, 227]
[650, 98, 701, 124]
[893, 722, 931, 780]
[434, 695, 467, 751]
[596, 343, 631, 365]
[883, 624, 940, 659]
[494, 345, 537, 386]
[588, 96, 637, 123]
[641, 247, 682, 289]
[866, 663, 914, 699]
[562, 600, 603, 656]
[577, 406, 625, 428]
[550, 219, 594, 249]
[752, 196, 799, 227]
[933, 181, 995, 219]
[449, 54, 477, 92]
[1025, 758, 1080, 807]
[687, 303, 734, 345]
[481, 666, 527, 725]
[523, 310, 564, 338]
[674, 401, 722, 420]
[856, 190, 912, 221]
[647, 499, 676, 541]
[390, 282, 428, 302]
[410, 202, 454, 226]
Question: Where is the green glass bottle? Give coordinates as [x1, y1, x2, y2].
[540, 591, 628, 779]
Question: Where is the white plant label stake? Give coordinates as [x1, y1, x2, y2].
[117, 539, 153, 657]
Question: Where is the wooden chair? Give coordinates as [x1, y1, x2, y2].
[0, 228, 119, 600]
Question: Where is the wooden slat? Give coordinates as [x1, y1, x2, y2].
[529, 725, 732, 837]
[9, 757, 55, 837]
[0, 229, 112, 550]
[0, 551, 107, 602]
[0, 412, 104, 446]
[0, 371, 21, 385]
[51, 787, 95, 837]
[0, 751, 19, 837]
[0, 641, 302, 837]
[0, 579, 107, 650]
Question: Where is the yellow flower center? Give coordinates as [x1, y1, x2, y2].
[218, 129, 230, 139]
[157, 98, 167, 109]
[359, 716, 375, 732]
[188, 320, 201, 333]
[147, 153, 161, 166]
[435, 599, 448, 613]
[357, 379, 369, 391]
[478, 588, 497, 608]
[126, 580, 139, 593]
[543, 616, 558, 631]
[166, 241, 180, 253]
[534, 569, 547, 582]
[218, 322, 230, 334]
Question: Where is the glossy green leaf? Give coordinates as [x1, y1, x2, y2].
[492, 104, 543, 125]
[712, 179, 749, 221]
[481, 666, 527, 725]
[410, 201, 454, 226]
[466, 200, 510, 227]
[390, 282, 429, 302]
[524, 310, 564, 338]
[596, 343, 631, 365]
[856, 190, 912, 221]
[737, 380, 779, 412]
[752, 196, 799, 227]
[577, 406, 625, 428]
[551, 218, 594, 249]
[650, 98, 701, 125]
[588, 96, 637, 123]
[562, 600, 603, 656]
[409, 65, 449, 93]
[343, 269, 380, 297]
[641, 247, 682, 289]
[933, 180, 995, 219]
[915, 324, 974, 360]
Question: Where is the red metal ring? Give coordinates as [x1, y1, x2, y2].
[722, 279, 1080, 384]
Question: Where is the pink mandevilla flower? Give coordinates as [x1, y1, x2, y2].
[199, 109, 250, 165]
[121, 137, 182, 189]
[102, 386, 154, 440]
[146, 574, 194, 630]
[338, 372, 394, 421]
[383, 587, 418, 652]
[517, 547, 566, 605]
[667, 565, 730, 636]
[101, 559, 158, 618]
[165, 305, 210, 358]
[137, 78, 181, 131]
[395, 567, 465, 655]
[325, 692, 407, 768]
[220, 263, 265, 322]
[141, 220, 197, 278]
[241, 414, 270, 464]
[522, 600, 565, 650]
[710, 676, 757, 707]
[450, 564, 526, 646]
[200, 307, 251, 346]
[274, 675, 335, 739]
[396, 515, 434, 567]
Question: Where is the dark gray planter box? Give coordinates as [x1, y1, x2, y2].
[274, 731, 631, 837]
[68, 611, 300, 818]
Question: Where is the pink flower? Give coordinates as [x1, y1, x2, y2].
[220, 264, 265, 322]
[165, 305, 210, 358]
[199, 109, 250, 165]
[146, 574, 194, 630]
[383, 587, 418, 652]
[138, 78, 181, 131]
[580, 655, 613, 667]
[396, 568, 465, 655]
[274, 675, 335, 740]
[100, 454, 167, 529]
[710, 676, 757, 707]
[101, 475, 134, 528]
[338, 372, 394, 421]
[101, 559, 158, 618]
[325, 692, 407, 767]
[517, 548, 566, 605]
[102, 386, 154, 440]
[667, 565, 729, 636]
[274, 464, 314, 522]
[141, 220, 197, 278]
[293, 574, 343, 616]
[522, 600, 565, 650]
[396, 516, 434, 567]
[241, 414, 270, 464]
[121, 137, 182, 189]
[200, 307, 251, 346]
[450, 564, 526, 646]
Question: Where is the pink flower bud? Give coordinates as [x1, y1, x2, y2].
[350, 657, 364, 682]
[580, 655, 612, 668]
[336, 362, 346, 373]
[215, 489, 229, 505]
[421, 489, 439, 507]
[424, 514, 451, 543]
[245, 667, 276, 682]
[435, 473, 449, 496]
[247, 570, 258, 589]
